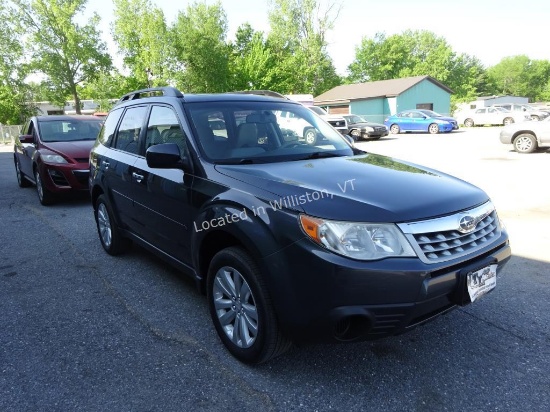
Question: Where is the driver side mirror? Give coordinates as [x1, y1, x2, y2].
[19, 134, 34, 144]
[146, 143, 192, 172]
[342, 134, 355, 146]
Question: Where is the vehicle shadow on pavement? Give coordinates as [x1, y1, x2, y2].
[245, 254, 549, 409]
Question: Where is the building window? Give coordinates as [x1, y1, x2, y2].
[416, 103, 433, 110]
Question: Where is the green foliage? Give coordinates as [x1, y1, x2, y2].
[0, 2, 31, 123]
[487, 56, 550, 101]
[230, 24, 278, 90]
[113, 0, 170, 87]
[169, 1, 231, 93]
[11, 0, 112, 114]
[266, 0, 341, 95]
[3, 0, 550, 124]
[347, 30, 488, 102]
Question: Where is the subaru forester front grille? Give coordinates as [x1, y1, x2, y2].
[398, 202, 501, 264]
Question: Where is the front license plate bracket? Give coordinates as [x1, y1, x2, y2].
[452, 259, 498, 306]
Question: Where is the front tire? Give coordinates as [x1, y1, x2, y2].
[513, 133, 537, 153]
[207, 247, 291, 364]
[35, 169, 55, 205]
[428, 123, 439, 134]
[94, 195, 131, 255]
[304, 128, 317, 145]
[464, 118, 474, 127]
[503, 117, 514, 126]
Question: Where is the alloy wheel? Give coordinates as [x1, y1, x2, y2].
[212, 266, 258, 348]
[97, 202, 113, 248]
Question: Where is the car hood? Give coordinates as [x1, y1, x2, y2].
[215, 153, 488, 222]
[504, 117, 550, 132]
[349, 121, 387, 128]
[434, 116, 457, 123]
[41, 140, 95, 160]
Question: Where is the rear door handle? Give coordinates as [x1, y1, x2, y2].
[132, 172, 144, 183]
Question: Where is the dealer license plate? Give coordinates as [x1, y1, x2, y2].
[467, 264, 497, 303]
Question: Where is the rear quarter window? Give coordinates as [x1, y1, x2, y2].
[97, 108, 124, 146]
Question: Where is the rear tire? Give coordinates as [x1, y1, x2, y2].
[503, 117, 514, 126]
[94, 195, 131, 255]
[15, 158, 31, 188]
[207, 247, 291, 364]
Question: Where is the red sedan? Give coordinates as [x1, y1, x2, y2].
[13, 115, 103, 205]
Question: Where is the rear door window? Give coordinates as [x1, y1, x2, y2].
[98, 108, 123, 146]
[114, 106, 148, 155]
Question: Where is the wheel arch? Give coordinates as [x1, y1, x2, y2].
[90, 184, 105, 210]
[512, 130, 537, 144]
[192, 203, 284, 295]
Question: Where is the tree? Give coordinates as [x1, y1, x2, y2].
[347, 30, 488, 101]
[487, 56, 550, 101]
[0, 2, 30, 124]
[229, 24, 277, 91]
[112, 0, 170, 88]
[11, 0, 112, 114]
[170, 1, 231, 93]
[266, 0, 341, 95]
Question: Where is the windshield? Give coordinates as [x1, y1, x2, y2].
[418, 109, 443, 117]
[187, 101, 356, 164]
[308, 106, 327, 115]
[495, 107, 512, 113]
[344, 115, 364, 124]
[38, 119, 103, 142]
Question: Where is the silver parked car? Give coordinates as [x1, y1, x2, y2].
[499, 116, 550, 153]
[456, 107, 530, 127]
[492, 103, 549, 122]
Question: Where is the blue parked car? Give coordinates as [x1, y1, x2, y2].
[384, 110, 459, 134]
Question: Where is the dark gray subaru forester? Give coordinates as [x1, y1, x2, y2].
[89, 87, 511, 363]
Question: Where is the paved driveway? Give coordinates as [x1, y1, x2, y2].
[0, 128, 549, 412]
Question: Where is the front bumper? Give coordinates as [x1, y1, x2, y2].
[39, 162, 90, 193]
[263, 231, 511, 344]
[364, 129, 389, 138]
[499, 130, 514, 144]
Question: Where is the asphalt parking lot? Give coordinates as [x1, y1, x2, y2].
[0, 127, 548, 412]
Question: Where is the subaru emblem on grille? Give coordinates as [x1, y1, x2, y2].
[458, 215, 477, 233]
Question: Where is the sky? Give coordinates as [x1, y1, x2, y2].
[85, 0, 550, 76]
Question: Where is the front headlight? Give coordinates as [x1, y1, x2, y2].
[300, 215, 416, 260]
[363, 126, 374, 132]
[42, 154, 68, 164]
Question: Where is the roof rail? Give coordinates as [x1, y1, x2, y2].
[229, 90, 289, 100]
[117, 87, 184, 104]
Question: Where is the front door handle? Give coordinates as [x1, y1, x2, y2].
[132, 172, 144, 183]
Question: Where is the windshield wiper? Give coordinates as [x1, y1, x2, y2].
[295, 152, 343, 161]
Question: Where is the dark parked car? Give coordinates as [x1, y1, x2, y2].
[14, 115, 103, 205]
[342, 114, 389, 140]
[384, 110, 458, 134]
[89, 87, 511, 364]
